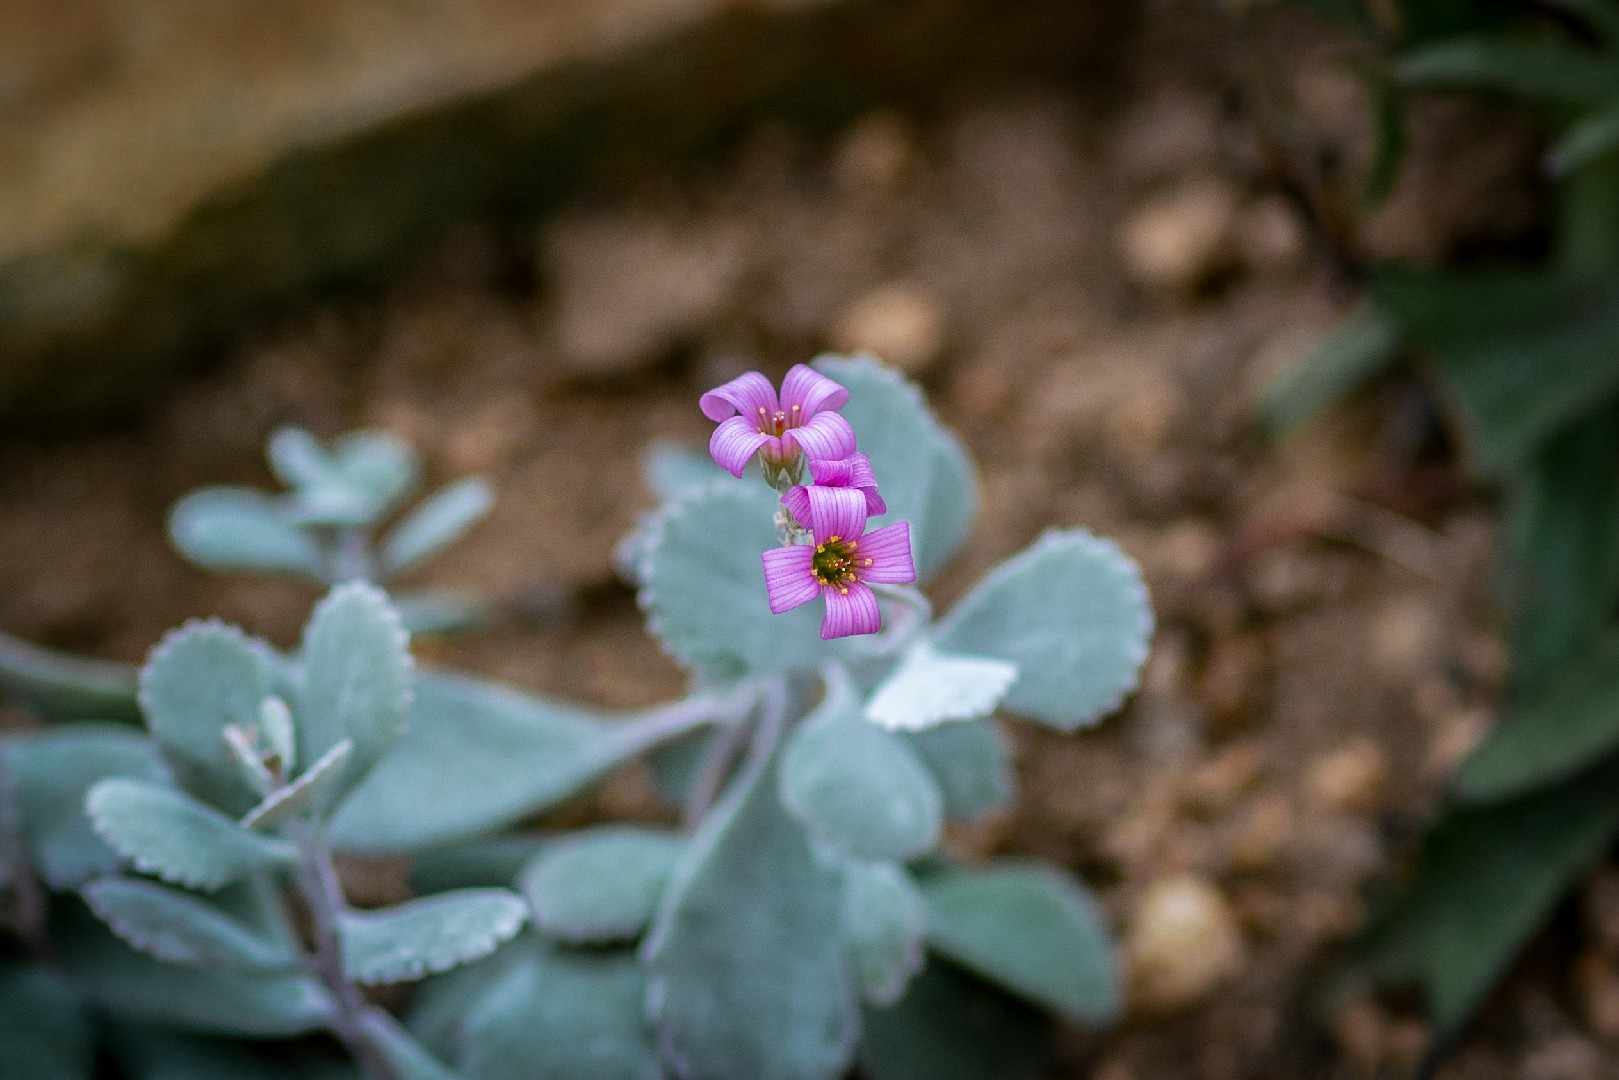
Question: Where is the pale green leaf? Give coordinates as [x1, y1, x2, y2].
[865, 641, 1018, 732]
[239, 739, 353, 831]
[842, 861, 927, 1007]
[296, 583, 413, 809]
[934, 529, 1152, 731]
[860, 959, 1049, 1080]
[360, 1009, 460, 1080]
[0, 630, 140, 724]
[168, 488, 327, 578]
[380, 477, 494, 577]
[87, 778, 293, 890]
[921, 862, 1119, 1022]
[902, 719, 1012, 822]
[0, 966, 94, 1080]
[339, 888, 528, 985]
[1399, 37, 1619, 103]
[330, 431, 421, 516]
[83, 877, 300, 972]
[519, 826, 684, 944]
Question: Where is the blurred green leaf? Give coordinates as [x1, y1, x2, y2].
[1351, 760, 1619, 1033]
[389, 591, 491, 638]
[0, 631, 140, 724]
[329, 431, 421, 517]
[864, 641, 1018, 733]
[409, 836, 547, 895]
[842, 861, 927, 1007]
[859, 958, 1049, 1080]
[1372, 268, 1619, 472]
[1365, 70, 1409, 207]
[87, 778, 294, 890]
[84, 877, 300, 972]
[519, 826, 684, 945]
[920, 862, 1119, 1023]
[0, 965, 94, 1080]
[1260, 302, 1404, 437]
[169, 488, 327, 579]
[902, 718, 1012, 822]
[1550, 100, 1619, 175]
[339, 889, 528, 986]
[1399, 37, 1619, 103]
[239, 740, 353, 831]
[380, 478, 494, 578]
[359, 1010, 459, 1080]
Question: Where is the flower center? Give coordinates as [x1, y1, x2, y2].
[755, 403, 802, 437]
[812, 535, 863, 590]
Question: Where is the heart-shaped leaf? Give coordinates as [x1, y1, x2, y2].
[520, 826, 684, 945]
[239, 739, 354, 830]
[902, 719, 1012, 822]
[86, 778, 293, 890]
[920, 862, 1119, 1023]
[296, 583, 412, 810]
[381, 477, 494, 578]
[168, 488, 327, 579]
[139, 619, 274, 813]
[780, 687, 943, 863]
[3, 724, 164, 889]
[644, 752, 858, 1080]
[331, 672, 633, 852]
[865, 642, 1018, 732]
[842, 861, 927, 1007]
[83, 877, 300, 972]
[0, 631, 140, 724]
[813, 355, 978, 581]
[457, 938, 662, 1080]
[935, 529, 1152, 731]
[339, 888, 528, 985]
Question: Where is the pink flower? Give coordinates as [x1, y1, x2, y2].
[701, 366, 857, 478]
[761, 486, 915, 639]
[781, 453, 887, 528]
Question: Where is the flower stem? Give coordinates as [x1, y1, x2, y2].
[288, 821, 399, 1080]
[613, 685, 757, 758]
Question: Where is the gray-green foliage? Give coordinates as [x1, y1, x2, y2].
[1263, 0, 1619, 1046]
[0, 361, 1151, 1080]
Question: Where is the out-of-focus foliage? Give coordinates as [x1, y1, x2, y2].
[1270, 0, 1619, 1051]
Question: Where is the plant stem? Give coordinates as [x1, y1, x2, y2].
[288, 821, 399, 1080]
[329, 526, 378, 585]
[0, 757, 50, 961]
[614, 686, 757, 758]
[682, 712, 754, 829]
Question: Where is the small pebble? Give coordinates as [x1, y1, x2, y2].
[1305, 740, 1388, 817]
[1125, 874, 1246, 1013]
[1118, 179, 1240, 293]
[830, 281, 947, 375]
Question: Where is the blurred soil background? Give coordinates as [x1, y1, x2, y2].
[0, 0, 1610, 1076]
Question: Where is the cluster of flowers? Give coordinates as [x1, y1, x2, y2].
[700, 364, 916, 640]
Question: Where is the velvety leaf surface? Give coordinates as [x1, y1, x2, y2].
[3, 724, 164, 888]
[864, 641, 1017, 732]
[296, 583, 413, 808]
[381, 477, 494, 577]
[859, 958, 1049, 1080]
[0, 630, 141, 724]
[0, 965, 94, 1080]
[457, 937, 662, 1080]
[813, 355, 977, 580]
[780, 693, 943, 863]
[329, 430, 421, 517]
[168, 487, 327, 578]
[239, 739, 354, 830]
[934, 529, 1152, 731]
[902, 719, 1012, 822]
[83, 877, 300, 972]
[339, 888, 528, 985]
[520, 826, 684, 944]
[842, 861, 927, 1007]
[331, 672, 631, 852]
[644, 753, 858, 1080]
[87, 778, 294, 889]
[921, 862, 1119, 1022]
[139, 620, 274, 813]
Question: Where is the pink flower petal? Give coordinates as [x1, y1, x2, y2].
[820, 580, 882, 639]
[780, 364, 850, 416]
[847, 453, 879, 490]
[807, 457, 855, 486]
[784, 411, 856, 462]
[780, 486, 812, 530]
[863, 488, 887, 517]
[806, 486, 868, 547]
[709, 417, 772, 477]
[762, 545, 819, 613]
[853, 521, 915, 584]
[700, 371, 779, 423]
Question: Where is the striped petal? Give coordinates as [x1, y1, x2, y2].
[853, 521, 915, 584]
[762, 545, 819, 613]
[784, 411, 856, 462]
[820, 580, 881, 639]
[780, 364, 849, 416]
[807, 457, 855, 486]
[709, 417, 771, 477]
[806, 486, 868, 547]
[780, 486, 812, 530]
[700, 371, 779, 423]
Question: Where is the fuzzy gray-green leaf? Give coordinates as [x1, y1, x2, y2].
[935, 529, 1152, 731]
[921, 862, 1119, 1022]
[903, 719, 1012, 822]
[239, 739, 353, 830]
[340, 888, 528, 985]
[3, 724, 164, 889]
[843, 861, 927, 1007]
[169, 487, 328, 579]
[296, 583, 413, 810]
[381, 477, 494, 577]
[780, 692, 943, 863]
[86, 778, 293, 890]
[0, 631, 140, 724]
[520, 826, 684, 944]
[645, 752, 858, 1080]
[139, 619, 274, 813]
[83, 877, 300, 972]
